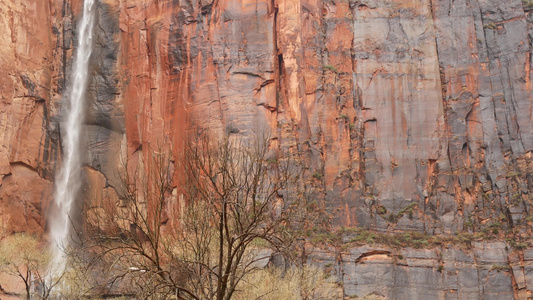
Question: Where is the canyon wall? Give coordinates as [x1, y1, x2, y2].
[0, 0, 532, 298]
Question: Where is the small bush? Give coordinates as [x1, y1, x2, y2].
[507, 238, 528, 250]
[323, 65, 338, 72]
[483, 23, 497, 30]
[397, 203, 418, 218]
[506, 171, 521, 177]
[377, 205, 387, 215]
[490, 264, 509, 272]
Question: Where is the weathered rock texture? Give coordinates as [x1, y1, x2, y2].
[0, 0, 532, 297]
[308, 241, 533, 299]
[0, 0, 63, 234]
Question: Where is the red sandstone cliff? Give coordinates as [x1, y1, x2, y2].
[0, 0, 532, 298]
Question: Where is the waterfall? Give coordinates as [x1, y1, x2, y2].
[50, 0, 96, 275]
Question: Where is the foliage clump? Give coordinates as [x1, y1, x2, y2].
[305, 226, 531, 251]
[0, 233, 59, 299]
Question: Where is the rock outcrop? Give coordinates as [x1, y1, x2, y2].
[0, 0, 532, 297]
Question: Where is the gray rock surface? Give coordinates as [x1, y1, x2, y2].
[306, 241, 529, 299]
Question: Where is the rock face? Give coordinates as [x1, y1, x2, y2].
[308, 241, 530, 299]
[0, 0, 532, 297]
[0, 0, 64, 234]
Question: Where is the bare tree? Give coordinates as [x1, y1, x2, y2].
[78, 143, 178, 298]
[172, 131, 302, 300]
[78, 131, 304, 299]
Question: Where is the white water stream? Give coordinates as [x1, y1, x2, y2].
[50, 0, 96, 275]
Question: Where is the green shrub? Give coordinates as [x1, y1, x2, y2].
[313, 172, 323, 180]
[323, 65, 338, 72]
[483, 23, 497, 30]
[490, 264, 509, 272]
[437, 264, 444, 272]
[339, 114, 349, 121]
[377, 205, 387, 215]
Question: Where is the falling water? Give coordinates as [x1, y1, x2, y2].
[50, 0, 96, 275]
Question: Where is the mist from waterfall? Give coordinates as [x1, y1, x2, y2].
[50, 0, 95, 276]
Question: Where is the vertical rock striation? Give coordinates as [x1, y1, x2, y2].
[0, 0, 63, 234]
